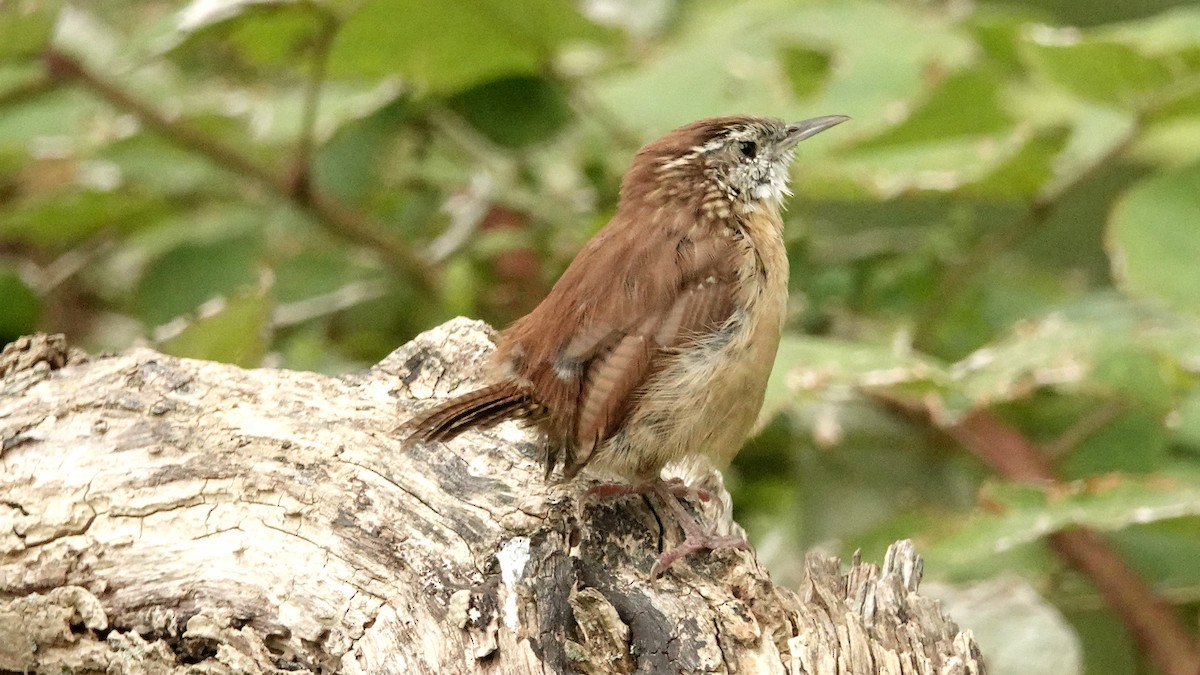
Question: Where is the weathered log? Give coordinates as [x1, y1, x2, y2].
[0, 322, 984, 674]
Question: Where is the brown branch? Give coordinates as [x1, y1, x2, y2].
[0, 73, 61, 109]
[42, 48, 439, 295]
[942, 409, 1055, 482]
[935, 407, 1200, 675]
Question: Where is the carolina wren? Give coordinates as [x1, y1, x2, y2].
[405, 114, 848, 575]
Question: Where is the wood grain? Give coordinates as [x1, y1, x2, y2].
[0, 324, 984, 674]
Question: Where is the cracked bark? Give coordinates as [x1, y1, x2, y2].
[0, 323, 985, 674]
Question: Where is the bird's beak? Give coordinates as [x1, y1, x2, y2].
[784, 115, 850, 146]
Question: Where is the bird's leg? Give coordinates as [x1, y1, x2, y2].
[582, 478, 742, 576]
[585, 477, 712, 502]
[649, 482, 747, 579]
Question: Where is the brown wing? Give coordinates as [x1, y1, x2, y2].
[498, 214, 740, 476]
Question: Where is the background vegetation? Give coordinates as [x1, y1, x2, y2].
[2, 0, 1199, 673]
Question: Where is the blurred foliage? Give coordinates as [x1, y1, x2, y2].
[2, 0, 1200, 673]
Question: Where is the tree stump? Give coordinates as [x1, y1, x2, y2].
[0, 321, 985, 674]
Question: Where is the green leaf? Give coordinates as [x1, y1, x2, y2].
[315, 101, 413, 204]
[779, 45, 832, 99]
[0, 88, 105, 156]
[0, 264, 40, 343]
[1175, 389, 1200, 452]
[441, 255, 479, 318]
[1109, 519, 1200, 593]
[968, 11, 1028, 73]
[837, 68, 1046, 194]
[273, 249, 368, 305]
[102, 136, 238, 197]
[157, 282, 272, 367]
[850, 69, 1011, 148]
[1067, 611, 1138, 675]
[1134, 115, 1200, 168]
[920, 255, 1080, 361]
[598, 0, 975, 135]
[927, 464, 1200, 569]
[760, 335, 949, 428]
[275, 326, 364, 374]
[964, 125, 1071, 197]
[1100, 6, 1200, 56]
[136, 234, 263, 326]
[172, 0, 328, 66]
[1060, 408, 1169, 478]
[50, 4, 122, 67]
[1, 189, 170, 247]
[949, 295, 1199, 413]
[1107, 162, 1200, 317]
[250, 80, 403, 144]
[329, 0, 608, 93]
[768, 296, 1196, 428]
[1022, 36, 1175, 108]
[0, 0, 61, 59]
[176, 0, 295, 32]
[1088, 346, 1176, 412]
[447, 76, 572, 148]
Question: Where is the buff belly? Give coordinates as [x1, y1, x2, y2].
[590, 256, 788, 481]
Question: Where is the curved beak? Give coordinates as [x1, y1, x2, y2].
[784, 115, 850, 146]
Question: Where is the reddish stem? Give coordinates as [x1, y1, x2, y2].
[946, 410, 1200, 675]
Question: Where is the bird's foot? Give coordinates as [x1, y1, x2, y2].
[650, 533, 749, 579]
[648, 481, 745, 578]
[586, 477, 711, 502]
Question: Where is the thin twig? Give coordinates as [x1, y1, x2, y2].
[43, 48, 439, 295]
[0, 74, 61, 108]
[287, 10, 339, 198]
[1042, 399, 1129, 461]
[272, 279, 388, 328]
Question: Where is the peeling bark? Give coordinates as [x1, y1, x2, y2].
[0, 323, 985, 674]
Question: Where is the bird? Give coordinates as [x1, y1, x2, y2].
[403, 114, 848, 576]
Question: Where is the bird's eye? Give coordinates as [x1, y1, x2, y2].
[738, 141, 758, 158]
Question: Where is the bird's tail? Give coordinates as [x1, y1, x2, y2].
[401, 382, 544, 447]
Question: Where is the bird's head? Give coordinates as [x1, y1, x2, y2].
[623, 114, 848, 219]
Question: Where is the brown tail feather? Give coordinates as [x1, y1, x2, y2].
[402, 382, 543, 447]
